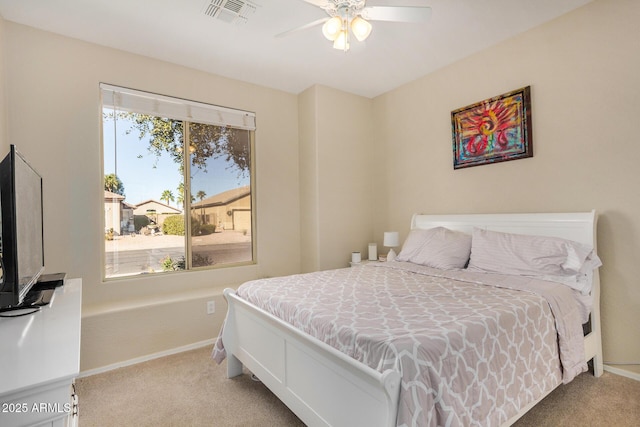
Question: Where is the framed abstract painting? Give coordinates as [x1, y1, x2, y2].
[451, 86, 532, 169]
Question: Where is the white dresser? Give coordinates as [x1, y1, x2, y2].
[0, 278, 81, 427]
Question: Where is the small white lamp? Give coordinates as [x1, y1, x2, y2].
[383, 231, 399, 262]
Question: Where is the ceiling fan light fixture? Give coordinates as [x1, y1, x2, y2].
[350, 16, 372, 42]
[333, 30, 349, 51]
[322, 16, 342, 41]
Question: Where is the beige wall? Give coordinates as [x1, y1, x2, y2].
[2, 22, 300, 371]
[372, 0, 640, 372]
[298, 87, 320, 272]
[299, 85, 375, 272]
[2, 0, 637, 376]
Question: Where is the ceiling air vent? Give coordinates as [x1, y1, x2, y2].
[202, 0, 258, 25]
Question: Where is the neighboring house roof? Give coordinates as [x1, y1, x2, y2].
[134, 199, 182, 214]
[192, 186, 250, 209]
[104, 190, 124, 201]
[122, 201, 137, 209]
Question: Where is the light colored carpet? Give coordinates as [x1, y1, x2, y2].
[76, 345, 304, 427]
[76, 345, 640, 426]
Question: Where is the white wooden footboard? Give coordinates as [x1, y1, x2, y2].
[222, 288, 402, 427]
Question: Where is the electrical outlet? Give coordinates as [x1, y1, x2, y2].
[207, 300, 215, 314]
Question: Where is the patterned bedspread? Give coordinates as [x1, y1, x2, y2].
[213, 261, 587, 427]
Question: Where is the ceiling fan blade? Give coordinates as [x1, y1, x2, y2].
[275, 17, 329, 38]
[361, 6, 432, 23]
[300, 0, 328, 7]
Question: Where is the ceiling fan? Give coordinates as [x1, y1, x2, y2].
[278, 0, 432, 52]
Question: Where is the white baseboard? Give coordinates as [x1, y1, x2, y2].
[78, 339, 216, 378]
[603, 364, 640, 382]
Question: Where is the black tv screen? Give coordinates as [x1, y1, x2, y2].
[0, 145, 45, 308]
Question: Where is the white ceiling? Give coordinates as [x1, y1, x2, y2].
[0, 0, 593, 98]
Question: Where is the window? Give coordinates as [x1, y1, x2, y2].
[101, 84, 256, 279]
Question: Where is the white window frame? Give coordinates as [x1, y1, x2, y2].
[100, 83, 257, 279]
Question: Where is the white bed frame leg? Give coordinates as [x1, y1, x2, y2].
[583, 309, 604, 377]
[593, 353, 604, 377]
[585, 215, 604, 378]
[227, 353, 243, 378]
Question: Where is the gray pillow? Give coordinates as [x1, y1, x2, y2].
[397, 227, 472, 270]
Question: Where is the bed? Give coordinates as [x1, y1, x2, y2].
[213, 211, 603, 427]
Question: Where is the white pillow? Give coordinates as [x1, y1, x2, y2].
[396, 227, 472, 270]
[467, 228, 601, 294]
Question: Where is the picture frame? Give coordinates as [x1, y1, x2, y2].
[451, 86, 532, 169]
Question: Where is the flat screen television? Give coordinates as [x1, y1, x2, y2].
[0, 145, 45, 309]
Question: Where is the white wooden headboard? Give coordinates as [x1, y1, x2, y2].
[411, 211, 597, 248]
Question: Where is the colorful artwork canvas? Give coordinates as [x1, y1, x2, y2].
[452, 86, 532, 169]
